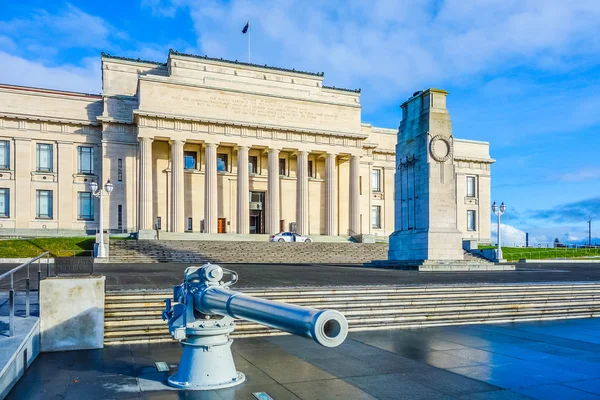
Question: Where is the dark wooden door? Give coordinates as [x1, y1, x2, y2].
[218, 218, 226, 233]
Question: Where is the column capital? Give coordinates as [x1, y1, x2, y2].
[237, 145, 249, 151]
[170, 139, 185, 145]
[204, 142, 218, 149]
[139, 136, 154, 143]
[204, 139, 220, 147]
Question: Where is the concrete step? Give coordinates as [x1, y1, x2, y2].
[103, 283, 600, 345]
[103, 310, 600, 345]
[104, 294, 600, 315]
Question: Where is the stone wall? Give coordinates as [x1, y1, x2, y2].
[39, 276, 105, 352]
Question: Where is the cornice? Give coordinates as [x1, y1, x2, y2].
[133, 110, 368, 140]
[169, 49, 324, 78]
[454, 156, 496, 164]
[101, 52, 167, 67]
[322, 85, 361, 94]
[0, 112, 99, 126]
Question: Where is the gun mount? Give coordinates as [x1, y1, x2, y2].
[162, 263, 348, 390]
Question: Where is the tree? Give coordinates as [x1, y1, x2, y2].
[554, 238, 560, 248]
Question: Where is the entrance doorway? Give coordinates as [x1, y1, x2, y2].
[217, 218, 226, 233]
[249, 191, 265, 234]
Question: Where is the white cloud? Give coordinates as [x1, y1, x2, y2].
[0, 51, 101, 94]
[166, 0, 600, 105]
[491, 223, 527, 247]
[0, 4, 125, 51]
[559, 169, 600, 182]
[142, 0, 178, 18]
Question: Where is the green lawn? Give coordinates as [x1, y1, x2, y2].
[0, 237, 95, 258]
[479, 245, 600, 261]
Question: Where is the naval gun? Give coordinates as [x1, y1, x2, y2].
[162, 263, 348, 390]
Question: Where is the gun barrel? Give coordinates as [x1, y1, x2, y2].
[197, 287, 348, 347]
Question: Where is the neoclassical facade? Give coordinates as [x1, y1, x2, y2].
[0, 50, 493, 242]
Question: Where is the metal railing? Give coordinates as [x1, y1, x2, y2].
[0, 252, 51, 337]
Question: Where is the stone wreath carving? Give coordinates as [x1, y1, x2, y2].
[429, 134, 453, 163]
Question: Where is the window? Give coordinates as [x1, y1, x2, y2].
[117, 159, 123, 182]
[0, 188, 9, 217]
[77, 146, 94, 174]
[279, 158, 286, 176]
[372, 205, 381, 229]
[184, 151, 197, 170]
[156, 216, 162, 230]
[467, 176, 476, 197]
[372, 169, 381, 192]
[308, 160, 314, 178]
[36, 143, 53, 172]
[36, 190, 53, 219]
[467, 210, 476, 231]
[187, 217, 193, 231]
[78, 192, 94, 221]
[249, 156, 258, 174]
[217, 153, 228, 172]
[117, 205, 123, 230]
[0, 141, 9, 169]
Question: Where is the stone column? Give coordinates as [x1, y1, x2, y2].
[266, 148, 280, 234]
[170, 140, 184, 232]
[325, 153, 337, 236]
[349, 155, 360, 235]
[204, 142, 218, 233]
[236, 145, 249, 234]
[295, 151, 309, 235]
[138, 137, 153, 231]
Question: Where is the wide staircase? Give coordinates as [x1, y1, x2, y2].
[104, 282, 600, 345]
[109, 240, 389, 264]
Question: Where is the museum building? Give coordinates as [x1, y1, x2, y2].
[0, 50, 493, 242]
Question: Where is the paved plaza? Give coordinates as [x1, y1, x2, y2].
[2, 261, 599, 292]
[6, 318, 600, 399]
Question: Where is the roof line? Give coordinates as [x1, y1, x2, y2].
[0, 83, 102, 98]
[169, 49, 324, 77]
[322, 85, 361, 93]
[101, 52, 167, 66]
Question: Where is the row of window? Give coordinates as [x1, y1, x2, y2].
[0, 189, 94, 220]
[0, 141, 96, 175]
[185, 151, 320, 178]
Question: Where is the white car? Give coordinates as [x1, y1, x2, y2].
[270, 232, 312, 243]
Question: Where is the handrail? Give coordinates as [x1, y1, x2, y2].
[0, 251, 50, 281]
[0, 251, 51, 337]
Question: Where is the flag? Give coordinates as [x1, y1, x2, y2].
[242, 21, 249, 34]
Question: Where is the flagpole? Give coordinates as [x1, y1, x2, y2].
[248, 20, 251, 63]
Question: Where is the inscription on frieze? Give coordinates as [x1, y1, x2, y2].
[168, 94, 341, 124]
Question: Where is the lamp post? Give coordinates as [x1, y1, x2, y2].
[492, 201, 506, 261]
[88, 180, 114, 258]
[589, 217, 593, 247]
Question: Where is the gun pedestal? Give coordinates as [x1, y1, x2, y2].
[163, 263, 348, 391]
[167, 316, 244, 390]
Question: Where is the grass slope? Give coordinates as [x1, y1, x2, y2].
[0, 237, 94, 258]
[479, 246, 600, 261]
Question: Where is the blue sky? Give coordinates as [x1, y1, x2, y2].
[1, 0, 599, 245]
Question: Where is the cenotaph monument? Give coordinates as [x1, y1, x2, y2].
[388, 89, 465, 263]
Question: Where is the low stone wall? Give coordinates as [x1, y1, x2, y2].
[40, 276, 105, 352]
[0, 317, 39, 399]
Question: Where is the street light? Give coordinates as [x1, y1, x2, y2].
[88, 180, 114, 258]
[492, 201, 506, 261]
[589, 217, 593, 247]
